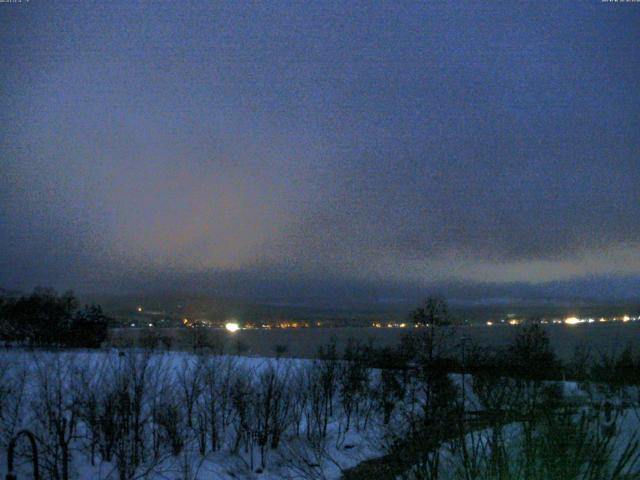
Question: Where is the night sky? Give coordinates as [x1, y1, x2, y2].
[1, 1, 639, 303]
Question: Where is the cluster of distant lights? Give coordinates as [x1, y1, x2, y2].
[372, 322, 409, 328]
[178, 314, 327, 330]
[132, 306, 639, 330]
[486, 315, 638, 327]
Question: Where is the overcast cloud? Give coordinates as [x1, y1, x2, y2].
[1, 1, 639, 302]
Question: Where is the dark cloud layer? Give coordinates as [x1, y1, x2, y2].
[1, 1, 639, 301]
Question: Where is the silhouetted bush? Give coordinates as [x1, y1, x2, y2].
[68, 304, 110, 348]
[507, 323, 560, 380]
[411, 296, 451, 327]
[591, 347, 640, 385]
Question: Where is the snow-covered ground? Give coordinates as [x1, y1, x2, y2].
[1, 349, 639, 479]
[0, 350, 388, 480]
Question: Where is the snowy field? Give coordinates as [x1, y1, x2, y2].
[1, 349, 639, 480]
[0, 350, 389, 480]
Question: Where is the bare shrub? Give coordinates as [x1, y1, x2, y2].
[91, 352, 160, 480]
[31, 354, 81, 480]
[254, 360, 293, 468]
[197, 355, 237, 453]
[0, 359, 27, 449]
[305, 341, 339, 440]
[290, 364, 310, 438]
[277, 434, 344, 480]
[155, 388, 187, 456]
[338, 340, 371, 433]
[230, 365, 256, 455]
[176, 356, 203, 430]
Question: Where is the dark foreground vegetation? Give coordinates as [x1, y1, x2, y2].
[1, 296, 639, 479]
[0, 288, 110, 348]
[345, 323, 640, 479]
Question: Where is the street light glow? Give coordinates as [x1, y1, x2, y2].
[225, 322, 240, 333]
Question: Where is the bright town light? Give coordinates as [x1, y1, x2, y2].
[565, 317, 580, 325]
[225, 322, 240, 333]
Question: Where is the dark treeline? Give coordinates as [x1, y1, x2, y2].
[0, 288, 110, 348]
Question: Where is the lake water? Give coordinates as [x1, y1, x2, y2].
[111, 322, 640, 361]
